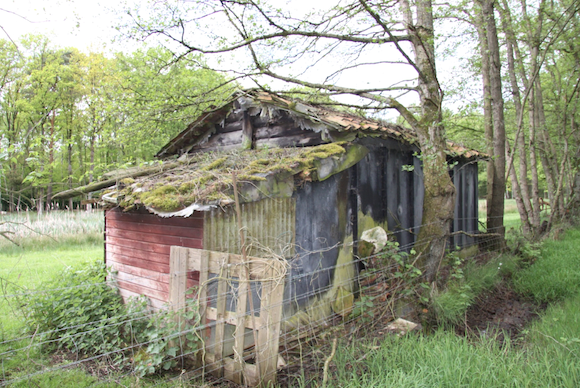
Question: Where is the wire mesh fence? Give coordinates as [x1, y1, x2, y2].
[0, 214, 508, 387]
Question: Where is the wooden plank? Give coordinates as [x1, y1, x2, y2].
[241, 111, 253, 150]
[111, 262, 170, 283]
[220, 121, 243, 133]
[107, 207, 204, 225]
[107, 228, 202, 248]
[106, 219, 203, 239]
[106, 252, 170, 273]
[212, 252, 230, 378]
[116, 279, 169, 301]
[205, 307, 259, 330]
[107, 242, 170, 264]
[253, 124, 309, 140]
[197, 131, 243, 150]
[260, 262, 285, 386]
[169, 246, 188, 311]
[115, 270, 170, 293]
[233, 257, 249, 384]
[198, 249, 210, 361]
[106, 236, 172, 255]
[254, 133, 323, 148]
[184, 248, 275, 280]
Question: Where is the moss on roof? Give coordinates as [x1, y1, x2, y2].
[114, 142, 350, 212]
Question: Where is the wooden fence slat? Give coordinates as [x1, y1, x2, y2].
[198, 249, 210, 365]
[213, 252, 230, 378]
[169, 246, 187, 312]
[205, 307, 260, 329]
[233, 259, 249, 384]
[262, 261, 285, 385]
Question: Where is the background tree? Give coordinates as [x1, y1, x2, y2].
[0, 36, 230, 211]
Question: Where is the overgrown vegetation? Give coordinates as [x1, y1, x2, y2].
[18, 262, 202, 377]
[513, 228, 580, 303]
[23, 262, 144, 361]
[327, 227, 580, 387]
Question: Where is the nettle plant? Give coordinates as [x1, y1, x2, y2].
[134, 289, 201, 376]
[23, 262, 201, 375]
[352, 240, 428, 322]
[23, 262, 146, 363]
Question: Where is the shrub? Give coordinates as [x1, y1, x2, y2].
[23, 262, 148, 362]
[22, 261, 201, 375]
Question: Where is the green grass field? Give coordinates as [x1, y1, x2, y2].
[479, 198, 550, 231]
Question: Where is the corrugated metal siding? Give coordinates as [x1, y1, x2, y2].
[356, 138, 421, 249]
[450, 162, 479, 248]
[203, 198, 296, 258]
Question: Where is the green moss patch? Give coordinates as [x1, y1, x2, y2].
[114, 143, 360, 212]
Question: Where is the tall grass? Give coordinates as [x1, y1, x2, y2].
[331, 330, 579, 387]
[0, 210, 103, 251]
[513, 228, 580, 303]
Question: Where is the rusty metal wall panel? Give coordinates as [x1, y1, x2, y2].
[203, 198, 296, 258]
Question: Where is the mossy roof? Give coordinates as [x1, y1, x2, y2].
[106, 142, 360, 214]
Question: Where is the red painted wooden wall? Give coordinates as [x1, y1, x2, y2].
[105, 207, 203, 309]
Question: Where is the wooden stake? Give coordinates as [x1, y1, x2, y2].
[232, 172, 261, 383]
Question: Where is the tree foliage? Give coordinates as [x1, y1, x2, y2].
[0, 36, 231, 211]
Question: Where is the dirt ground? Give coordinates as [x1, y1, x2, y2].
[455, 282, 544, 342]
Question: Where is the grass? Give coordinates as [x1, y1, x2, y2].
[328, 225, 580, 388]
[513, 228, 580, 303]
[332, 330, 579, 387]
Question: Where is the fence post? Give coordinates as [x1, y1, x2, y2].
[169, 246, 188, 346]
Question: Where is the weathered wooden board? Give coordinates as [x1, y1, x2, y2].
[254, 132, 323, 148]
[107, 207, 203, 226]
[115, 279, 169, 301]
[106, 219, 203, 239]
[106, 242, 170, 264]
[105, 207, 204, 306]
[106, 251, 170, 273]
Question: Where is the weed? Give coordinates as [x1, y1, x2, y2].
[22, 262, 148, 362]
[134, 289, 201, 376]
[431, 251, 502, 326]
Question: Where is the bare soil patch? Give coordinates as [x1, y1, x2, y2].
[456, 282, 545, 342]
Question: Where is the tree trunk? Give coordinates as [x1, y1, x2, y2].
[497, 3, 533, 234]
[401, 0, 456, 282]
[475, 5, 496, 234]
[483, 0, 506, 245]
[46, 110, 55, 211]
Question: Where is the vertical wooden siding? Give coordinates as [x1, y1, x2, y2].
[105, 207, 203, 309]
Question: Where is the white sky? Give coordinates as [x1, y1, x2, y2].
[0, 0, 131, 51]
[0, 0, 478, 117]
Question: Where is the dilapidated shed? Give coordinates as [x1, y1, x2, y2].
[97, 90, 481, 322]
